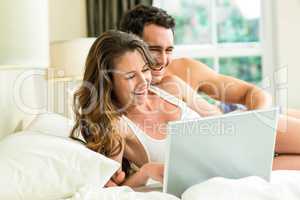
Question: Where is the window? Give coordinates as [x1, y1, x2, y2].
[219, 56, 262, 84]
[154, 0, 262, 84]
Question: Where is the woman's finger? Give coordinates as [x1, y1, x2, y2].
[112, 170, 126, 185]
[104, 180, 118, 187]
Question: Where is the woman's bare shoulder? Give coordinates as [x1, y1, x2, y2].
[116, 116, 133, 139]
[117, 116, 146, 144]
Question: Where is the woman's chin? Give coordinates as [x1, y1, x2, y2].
[133, 94, 148, 105]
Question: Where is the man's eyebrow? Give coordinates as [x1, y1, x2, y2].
[148, 45, 174, 50]
[148, 45, 163, 49]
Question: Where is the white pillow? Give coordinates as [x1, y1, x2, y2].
[0, 132, 120, 200]
[25, 112, 74, 137]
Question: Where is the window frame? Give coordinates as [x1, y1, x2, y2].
[153, 0, 275, 80]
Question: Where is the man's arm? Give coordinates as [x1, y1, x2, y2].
[158, 75, 223, 117]
[167, 58, 272, 110]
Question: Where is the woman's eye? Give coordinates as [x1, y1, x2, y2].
[125, 74, 135, 79]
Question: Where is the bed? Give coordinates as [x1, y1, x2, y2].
[1, 112, 300, 200]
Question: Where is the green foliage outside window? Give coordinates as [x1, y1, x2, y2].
[219, 56, 262, 84]
[166, 0, 260, 44]
[217, 0, 260, 43]
[168, 0, 211, 44]
[195, 58, 214, 69]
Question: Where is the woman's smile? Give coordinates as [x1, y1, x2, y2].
[133, 86, 149, 95]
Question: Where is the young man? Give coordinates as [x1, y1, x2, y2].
[119, 5, 272, 111]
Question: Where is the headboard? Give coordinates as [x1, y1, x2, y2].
[0, 38, 94, 139]
[0, 67, 81, 140]
[0, 67, 47, 139]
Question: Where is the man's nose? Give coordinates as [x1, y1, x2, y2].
[156, 52, 168, 66]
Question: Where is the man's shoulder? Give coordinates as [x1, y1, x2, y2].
[170, 57, 205, 66]
[166, 57, 219, 90]
[169, 57, 193, 67]
[155, 75, 185, 99]
[158, 74, 185, 89]
[167, 57, 209, 73]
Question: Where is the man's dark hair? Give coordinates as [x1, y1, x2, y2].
[119, 5, 175, 37]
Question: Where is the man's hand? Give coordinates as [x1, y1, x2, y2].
[105, 168, 126, 187]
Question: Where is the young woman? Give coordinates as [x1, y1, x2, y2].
[70, 30, 300, 188]
[70, 30, 222, 187]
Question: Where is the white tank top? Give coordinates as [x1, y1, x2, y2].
[122, 86, 201, 163]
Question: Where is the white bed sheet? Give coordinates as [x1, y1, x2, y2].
[64, 186, 178, 200]
[62, 170, 300, 200]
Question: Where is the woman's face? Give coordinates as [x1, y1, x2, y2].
[112, 50, 152, 109]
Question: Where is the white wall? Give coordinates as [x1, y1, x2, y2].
[47, 0, 89, 119]
[275, 0, 300, 109]
[0, 69, 47, 139]
[0, 0, 49, 138]
[48, 0, 87, 42]
[0, 0, 49, 66]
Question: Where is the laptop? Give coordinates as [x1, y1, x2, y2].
[163, 108, 279, 197]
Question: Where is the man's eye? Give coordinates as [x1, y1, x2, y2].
[149, 49, 160, 52]
[166, 49, 173, 54]
[142, 67, 150, 72]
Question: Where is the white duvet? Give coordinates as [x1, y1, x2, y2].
[182, 170, 300, 200]
[66, 170, 300, 200]
[65, 186, 178, 200]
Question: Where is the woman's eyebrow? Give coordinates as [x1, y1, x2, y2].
[121, 63, 149, 75]
[125, 70, 135, 74]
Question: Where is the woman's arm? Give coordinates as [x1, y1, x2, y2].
[106, 120, 164, 187]
[105, 119, 128, 187]
[159, 75, 223, 117]
[122, 163, 164, 187]
[105, 135, 126, 187]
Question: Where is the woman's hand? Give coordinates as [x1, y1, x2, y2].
[141, 163, 164, 183]
[105, 168, 126, 187]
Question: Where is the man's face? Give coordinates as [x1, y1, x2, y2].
[142, 24, 174, 84]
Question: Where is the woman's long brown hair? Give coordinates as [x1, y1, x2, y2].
[70, 31, 155, 160]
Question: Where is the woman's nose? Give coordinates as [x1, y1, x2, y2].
[137, 73, 148, 86]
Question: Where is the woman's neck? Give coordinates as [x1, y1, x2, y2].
[129, 90, 164, 115]
[128, 99, 153, 115]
